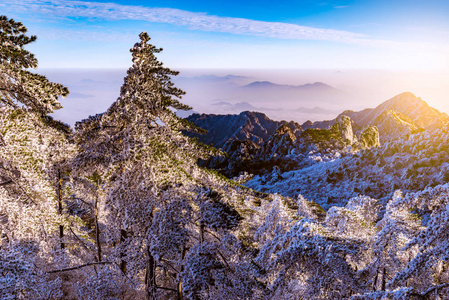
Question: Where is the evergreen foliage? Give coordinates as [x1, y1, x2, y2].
[1, 15, 449, 300]
[0, 16, 69, 114]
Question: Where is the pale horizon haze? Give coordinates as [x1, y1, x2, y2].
[2, 0, 449, 125]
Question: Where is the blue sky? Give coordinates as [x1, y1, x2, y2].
[2, 0, 449, 70]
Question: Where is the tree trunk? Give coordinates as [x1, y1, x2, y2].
[381, 267, 386, 291]
[120, 229, 127, 273]
[373, 270, 378, 291]
[57, 169, 64, 249]
[177, 281, 183, 300]
[94, 191, 102, 262]
[200, 222, 205, 242]
[145, 246, 157, 300]
[177, 246, 186, 300]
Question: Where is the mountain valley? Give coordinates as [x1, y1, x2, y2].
[187, 92, 449, 209]
[3, 12, 449, 298]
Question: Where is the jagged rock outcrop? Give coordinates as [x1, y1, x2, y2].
[358, 125, 380, 148]
[186, 111, 283, 151]
[259, 124, 297, 158]
[300, 115, 358, 149]
[187, 112, 304, 177]
[337, 115, 354, 145]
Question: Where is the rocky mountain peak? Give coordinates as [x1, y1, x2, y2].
[386, 91, 422, 105]
[357, 92, 448, 129]
[185, 111, 282, 151]
[275, 123, 297, 142]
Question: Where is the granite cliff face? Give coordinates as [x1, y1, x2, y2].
[186, 111, 304, 176]
[185, 111, 284, 151]
[358, 125, 380, 148]
[299, 114, 364, 150]
[186, 92, 447, 178]
[187, 111, 363, 177]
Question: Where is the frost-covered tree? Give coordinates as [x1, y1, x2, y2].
[252, 194, 384, 299]
[386, 186, 449, 298]
[0, 15, 75, 299]
[0, 15, 68, 113]
[9, 14, 449, 300]
[356, 191, 422, 293]
[72, 32, 261, 299]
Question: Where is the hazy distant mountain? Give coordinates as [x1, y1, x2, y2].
[242, 81, 338, 91]
[175, 74, 251, 86]
[240, 81, 343, 99]
[212, 101, 258, 112]
[294, 106, 337, 115]
[230, 81, 347, 115]
[191, 74, 250, 82]
[173, 74, 346, 123]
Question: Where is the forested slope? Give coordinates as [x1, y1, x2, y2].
[1, 15, 449, 300]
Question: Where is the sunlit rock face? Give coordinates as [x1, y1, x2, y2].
[359, 125, 380, 148]
[354, 92, 449, 129]
[372, 109, 417, 141]
[307, 92, 449, 142]
[299, 115, 358, 151]
[336, 115, 354, 145]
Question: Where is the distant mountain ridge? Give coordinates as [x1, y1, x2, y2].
[188, 93, 448, 149]
[174, 75, 347, 123]
[186, 111, 286, 150]
[185, 92, 448, 178]
[308, 92, 449, 140]
[242, 81, 340, 92]
[340, 92, 448, 128]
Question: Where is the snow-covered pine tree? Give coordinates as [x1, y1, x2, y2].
[0, 16, 68, 113]
[357, 191, 422, 293]
[253, 194, 382, 299]
[73, 32, 264, 299]
[0, 15, 75, 299]
[387, 186, 449, 298]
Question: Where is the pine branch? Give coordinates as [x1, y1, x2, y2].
[156, 285, 177, 292]
[410, 282, 449, 298]
[0, 86, 39, 109]
[47, 262, 113, 273]
[69, 226, 96, 258]
[0, 179, 12, 186]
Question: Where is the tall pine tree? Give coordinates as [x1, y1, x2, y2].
[0, 15, 75, 299]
